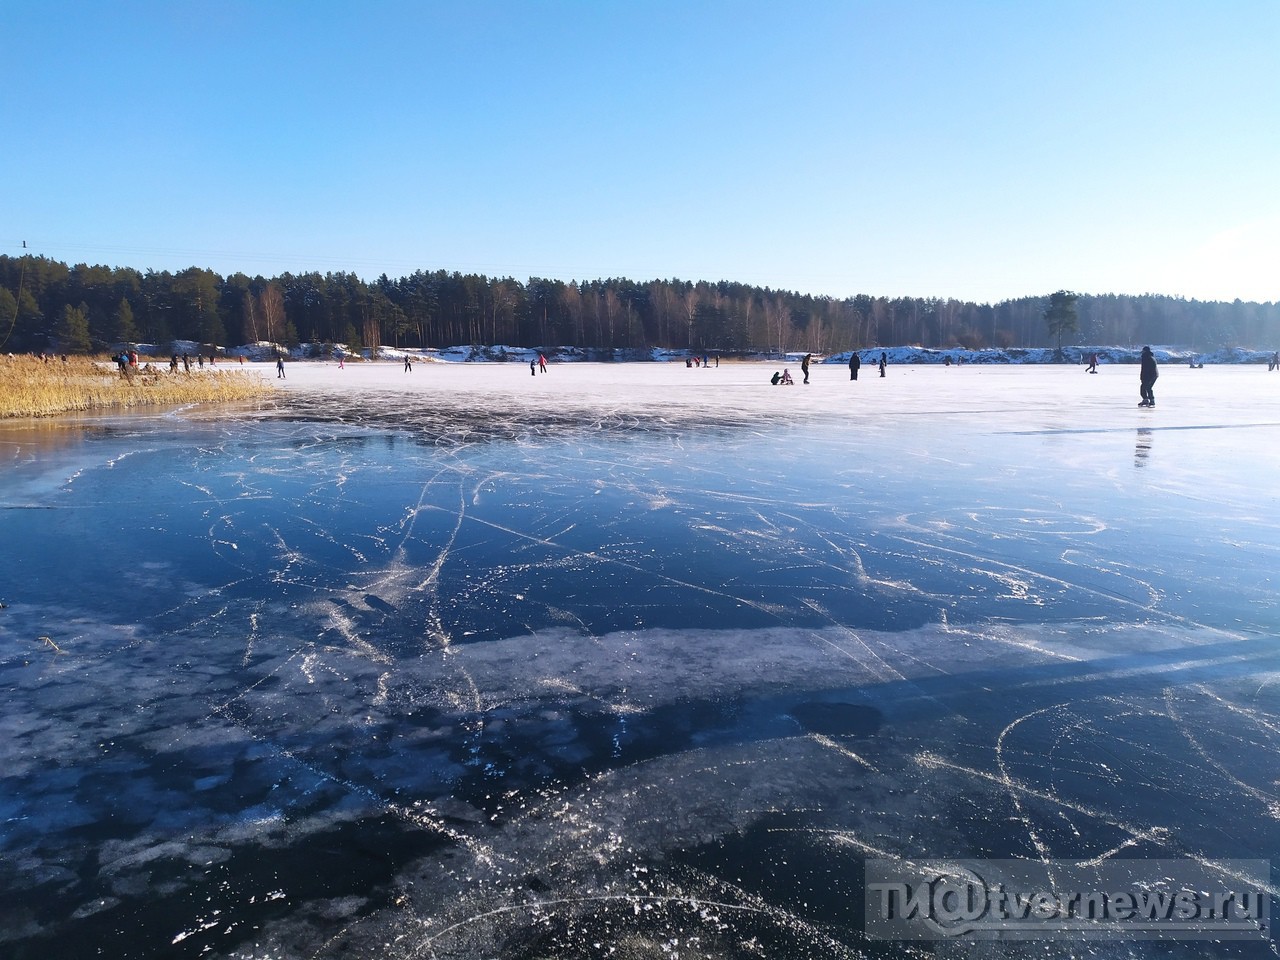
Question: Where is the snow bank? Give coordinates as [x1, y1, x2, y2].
[119, 340, 1279, 366]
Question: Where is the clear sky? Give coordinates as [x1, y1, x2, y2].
[6, 0, 1278, 304]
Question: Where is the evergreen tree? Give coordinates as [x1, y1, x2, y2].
[57, 304, 92, 353]
[6, 282, 45, 350]
[113, 297, 139, 344]
[1044, 290, 1079, 355]
[342, 322, 361, 354]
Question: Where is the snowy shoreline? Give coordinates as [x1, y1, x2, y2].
[134, 341, 1278, 367]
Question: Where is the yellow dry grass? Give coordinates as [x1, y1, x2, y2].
[0, 355, 276, 419]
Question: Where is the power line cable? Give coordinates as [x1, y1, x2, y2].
[0, 242, 28, 351]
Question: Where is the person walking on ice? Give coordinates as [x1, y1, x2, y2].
[1138, 346, 1158, 407]
[404, 355, 413, 373]
[849, 352, 860, 380]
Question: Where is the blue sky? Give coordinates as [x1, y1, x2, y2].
[6, 1, 1278, 304]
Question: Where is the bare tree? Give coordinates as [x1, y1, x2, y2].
[491, 280, 515, 345]
[809, 312, 825, 353]
[869, 298, 886, 345]
[765, 295, 790, 355]
[682, 287, 700, 348]
[242, 290, 260, 343]
[361, 301, 381, 357]
[649, 281, 677, 345]
[603, 288, 620, 348]
[259, 284, 285, 345]
[560, 284, 583, 346]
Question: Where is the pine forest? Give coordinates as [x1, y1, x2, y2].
[2, 255, 1277, 356]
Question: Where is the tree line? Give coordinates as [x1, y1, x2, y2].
[1, 254, 1277, 356]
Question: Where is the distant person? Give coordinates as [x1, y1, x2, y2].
[944, 355, 951, 367]
[169, 353, 179, 374]
[1085, 353, 1098, 373]
[1270, 351, 1279, 371]
[781, 369, 794, 384]
[276, 356, 286, 379]
[849, 352, 860, 381]
[182, 353, 191, 372]
[404, 355, 413, 373]
[538, 353, 548, 373]
[531, 358, 537, 376]
[801, 353, 812, 384]
[879, 352, 887, 378]
[771, 371, 782, 385]
[1138, 346, 1158, 407]
[197, 354, 204, 370]
[337, 354, 344, 369]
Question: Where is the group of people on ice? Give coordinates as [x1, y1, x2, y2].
[773, 351, 888, 385]
[770, 347, 1168, 409]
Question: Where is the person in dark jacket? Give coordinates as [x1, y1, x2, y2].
[1139, 346, 1158, 407]
[801, 353, 812, 384]
[849, 353, 860, 380]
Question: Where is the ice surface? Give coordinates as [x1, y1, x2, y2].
[2, 361, 1279, 958]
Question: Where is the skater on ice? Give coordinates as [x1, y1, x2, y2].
[1138, 346, 1158, 407]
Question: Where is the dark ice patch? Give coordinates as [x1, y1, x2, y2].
[788, 701, 883, 737]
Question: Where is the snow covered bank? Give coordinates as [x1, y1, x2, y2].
[126, 340, 1279, 367]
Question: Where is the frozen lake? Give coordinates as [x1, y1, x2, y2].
[2, 360, 1279, 958]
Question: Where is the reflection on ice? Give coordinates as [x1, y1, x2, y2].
[2, 363, 1279, 958]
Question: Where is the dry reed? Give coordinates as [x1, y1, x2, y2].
[0, 355, 276, 419]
